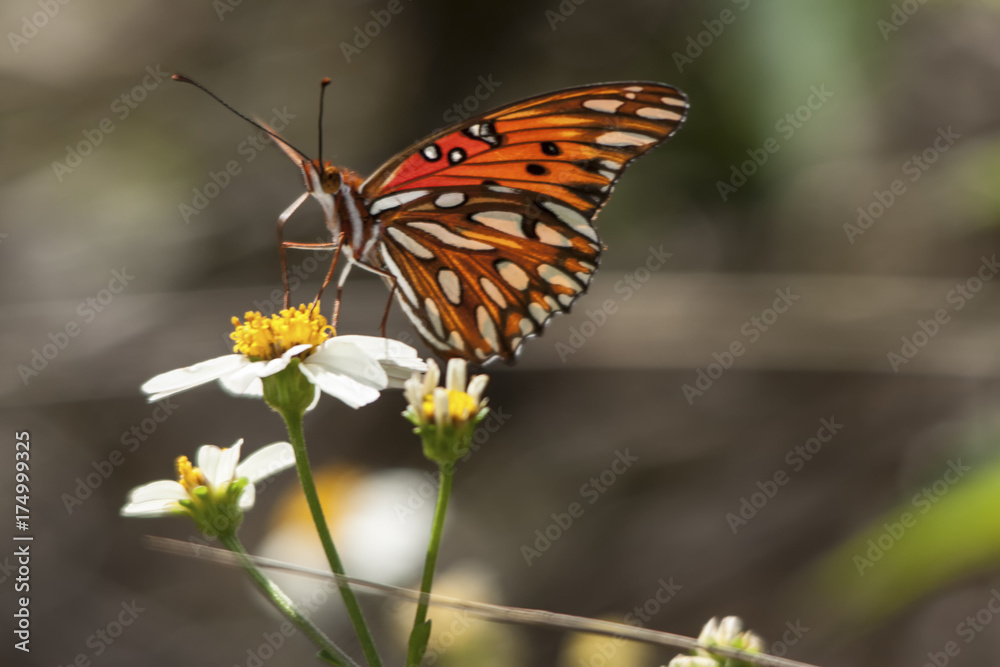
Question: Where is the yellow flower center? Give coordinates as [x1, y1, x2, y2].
[423, 389, 478, 423]
[176, 456, 207, 492]
[230, 303, 333, 360]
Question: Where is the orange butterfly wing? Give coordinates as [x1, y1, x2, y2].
[362, 82, 688, 363]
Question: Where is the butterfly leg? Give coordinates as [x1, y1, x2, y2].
[276, 192, 310, 309]
[351, 260, 399, 338]
[313, 231, 346, 306]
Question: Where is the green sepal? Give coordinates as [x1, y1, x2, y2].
[262, 359, 317, 416]
[406, 619, 433, 667]
[316, 648, 349, 666]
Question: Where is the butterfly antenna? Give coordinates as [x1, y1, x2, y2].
[171, 73, 313, 163]
[317, 77, 332, 166]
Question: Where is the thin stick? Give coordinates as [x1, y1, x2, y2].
[144, 536, 821, 667]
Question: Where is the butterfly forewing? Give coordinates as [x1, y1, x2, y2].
[362, 82, 689, 363]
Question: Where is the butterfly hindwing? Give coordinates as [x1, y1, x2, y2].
[376, 187, 602, 361]
[362, 82, 689, 363]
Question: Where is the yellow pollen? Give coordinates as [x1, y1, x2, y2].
[423, 389, 478, 423]
[230, 303, 333, 359]
[176, 456, 207, 492]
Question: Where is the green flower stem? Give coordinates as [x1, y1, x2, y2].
[218, 533, 355, 667]
[279, 407, 384, 667]
[409, 462, 455, 665]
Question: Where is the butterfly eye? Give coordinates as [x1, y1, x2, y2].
[319, 165, 342, 193]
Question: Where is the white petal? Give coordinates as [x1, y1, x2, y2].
[245, 356, 292, 379]
[467, 375, 489, 405]
[210, 440, 244, 488]
[237, 484, 256, 510]
[433, 387, 449, 429]
[121, 498, 186, 517]
[125, 480, 188, 504]
[335, 336, 427, 388]
[404, 376, 425, 416]
[335, 335, 421, 362]
[218, 372, 265, 398]
[423, 359, 440, 395]
[236, 442, 295, 483]
[299, 364, 382, 409]
[283, 343, 314, 359]
[141, 355, 247, 401]
[195, 444, 224, 487]
[446, 358, 466, 392]
[307, 339, 388, 388]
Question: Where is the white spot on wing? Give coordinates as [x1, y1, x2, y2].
[449, 331, 466, 351]
[479, 277, 508, 308]
[535, 223, 572, 247]
[528, 302, 549, 324]
[472, 211, 525, 238]
[434, 192, 467, 208]
[539, 264, 579, 292]
[541, 201, 598, 242]
[596, 131, 657, 147]
[519, 318, 535, 335]
[487, 185, 518, 194]
[370, 190, 430, 216]
[496, 260, 530, 290]
[386, 227, 435, 260]
[422, 144, 441, 161]
[425, 298, 445, 339]
[624, 85, 643, 92]
[476, 306, 500, 351]
[636, 107, 684, 121]
[583, 99, 625, 114]
[437, 269, 462, 305]
[558, 293, 575, 307]
[379, 246, 420, 306]
[601, 160, 622, 171]
[408, 221, 495, 250]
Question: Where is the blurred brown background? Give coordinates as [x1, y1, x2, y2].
[5, 0, 1000, 665]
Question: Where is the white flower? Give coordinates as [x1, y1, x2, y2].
[403, 358, 489, 430]
[141, 304, 426, 409]
[120, 439, 294, 517]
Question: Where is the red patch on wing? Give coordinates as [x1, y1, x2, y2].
[381, 133, 491, 191]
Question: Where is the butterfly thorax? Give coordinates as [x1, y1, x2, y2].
[299, 160, 377, 262]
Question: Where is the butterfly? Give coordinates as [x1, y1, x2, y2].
[177, 76, 688, 364]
